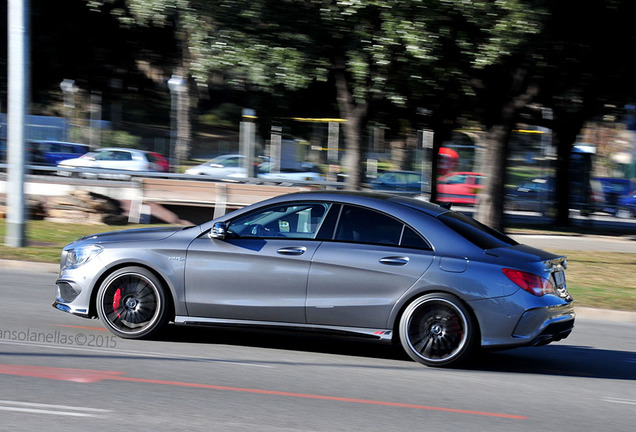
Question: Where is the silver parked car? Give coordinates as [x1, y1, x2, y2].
[184, 154, 247, 177]
[57, 147, 169, 177]
[53, 191, 574, 367]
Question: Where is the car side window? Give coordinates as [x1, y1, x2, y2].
[228, 203, 330, 239]
[224, 157, 240, 167]
[334, 205, 430, 249]
[115, 151, 133, 161]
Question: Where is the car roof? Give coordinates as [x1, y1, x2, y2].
[95, 147, 137, 152]
[30, 140, 88, 146]
[440, 171, 483, 176]
[262, 190, 448, 217]
[378, 170, 421, 175]
[94, 147, 160, 155]
[213, 154, 243, 159]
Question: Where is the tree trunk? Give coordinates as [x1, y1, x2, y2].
[552, 113, 586, 225]
[474, 125, 510, 232]
[334, 68, 368, 190]
[174, 20, 192, 166]
[474, 67, 538, 232]
[174, 76, 191, 165]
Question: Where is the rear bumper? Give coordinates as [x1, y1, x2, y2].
[511, 303, 575, 346]
[471, 292, 575, 349]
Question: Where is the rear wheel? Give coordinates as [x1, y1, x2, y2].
[96, 266, 170, 339]
[398, 293, 476, 367]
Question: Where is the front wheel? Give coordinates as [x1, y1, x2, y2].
[96, 266, 170, 339]
[398, 293, 476, 367]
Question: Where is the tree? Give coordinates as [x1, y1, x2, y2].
[475, 0, 636, 229]
[542, 0, 636, 225]
[207, 1, 543, 191]
[88, 0, 193, 162]
[472, 53, 541, 231]
[88, 0, 540, 192]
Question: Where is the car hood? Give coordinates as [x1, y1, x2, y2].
[58, 157, 90, 167]
[75, 226, 187, 244]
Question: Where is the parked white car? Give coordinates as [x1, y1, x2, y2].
[186, 154, 325, 182]
[185, 154, 247, 177]
[57, 147, 169, 177]
[257, 161, 325, 182]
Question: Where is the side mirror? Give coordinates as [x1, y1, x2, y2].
[209, 222, 227, 239]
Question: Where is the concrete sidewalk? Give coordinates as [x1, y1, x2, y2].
[511, 234, 636, 253]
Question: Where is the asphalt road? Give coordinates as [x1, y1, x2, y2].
[0, 265, 635, 431]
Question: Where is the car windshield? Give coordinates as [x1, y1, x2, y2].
[441, 174, 466, 184]
[209, 155, 240, 167]
[438, 212, 518, 250]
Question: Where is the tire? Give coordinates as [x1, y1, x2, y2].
[96, 266, 170, 339]
[398, 293, 476, 367]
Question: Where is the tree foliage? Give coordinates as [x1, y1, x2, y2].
[11, 1, 633, 229]
[89, 0, 542, 190]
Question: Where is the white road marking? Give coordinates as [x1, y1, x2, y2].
[603, 397, 636, 406]
[0, 400, 110, 417]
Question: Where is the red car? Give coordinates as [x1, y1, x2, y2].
[146, 151, 170, 172]
[437, 172, 485, 205]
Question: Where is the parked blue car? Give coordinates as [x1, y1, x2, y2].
[30, 140, 89, 166]
[593, 177, 634, 215]
[618, 191, 636, 218]
[369, 170, 425, 195]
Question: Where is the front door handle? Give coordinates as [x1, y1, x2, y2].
[277, 247, 307, 256]
[379, 256, 409, 266]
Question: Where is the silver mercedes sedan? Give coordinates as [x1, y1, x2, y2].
[53, 191, 574, 367]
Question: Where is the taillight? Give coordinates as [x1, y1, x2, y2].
[502, 268, 556, 297]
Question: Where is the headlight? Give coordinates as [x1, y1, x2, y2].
[63, 244, 102, 270]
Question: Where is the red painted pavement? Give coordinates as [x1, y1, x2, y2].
[0, 363, 527, 419]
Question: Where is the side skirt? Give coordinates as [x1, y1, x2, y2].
[174, 316, 394, 342]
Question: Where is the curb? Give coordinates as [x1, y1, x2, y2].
[2, 259, 635, 323]
[1, 259, 59, 274]
[575, 307, 636, 323]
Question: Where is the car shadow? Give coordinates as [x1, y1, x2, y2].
[160, 324, 408, 362]
[469, 345, 636, 380]
[160, 325, 636, 380]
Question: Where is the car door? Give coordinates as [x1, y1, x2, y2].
[306, 204, 435, 329]
[184, 202, 330, 323]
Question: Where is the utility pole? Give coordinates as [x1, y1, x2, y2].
[5, 0, 30, 247]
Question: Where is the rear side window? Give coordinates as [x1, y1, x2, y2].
[439, 212, 517, 249]
[333, 205, 431, 249]
[98, 150, 132, 161]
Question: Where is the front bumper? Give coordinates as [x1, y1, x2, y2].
[52, 257, 106, 319]
[53, 277, 93, 318]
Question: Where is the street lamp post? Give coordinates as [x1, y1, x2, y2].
[240, 109, 256, 178]
[60, 79, 77, 141]
[5, 0, 30, 247]
[167, 75, 185, 171]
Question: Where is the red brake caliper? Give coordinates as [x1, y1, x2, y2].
[112, 288, 122, 318]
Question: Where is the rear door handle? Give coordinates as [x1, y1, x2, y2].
[277, 247, 307, 256]
[379, 256, 409, 266]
